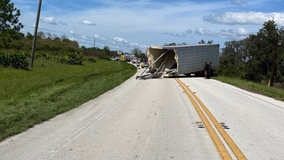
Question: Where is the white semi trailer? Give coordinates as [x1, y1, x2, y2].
[137, 44, 220, 79]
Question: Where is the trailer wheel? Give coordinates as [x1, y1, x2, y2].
[195, 71, 204, 77]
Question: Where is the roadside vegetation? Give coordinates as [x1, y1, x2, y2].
[218, 20, 284, 87]
[0, 58, 136, 141]
[213, 20, 284, 101]
[0, 0, 139, 141]
[212, 76, 284, 101]
[0, 30, 137, 142]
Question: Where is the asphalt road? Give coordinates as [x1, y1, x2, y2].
[1, 69, 284, 160]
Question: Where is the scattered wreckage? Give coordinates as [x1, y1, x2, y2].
[136, 44, 220, 80]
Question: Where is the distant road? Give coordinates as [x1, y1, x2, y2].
[1, 69, 284, 160]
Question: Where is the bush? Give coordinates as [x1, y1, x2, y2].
[217, 64, 245, 78]
[101, 56, 111, 61]
[42, 53, 49, 59]
[65, 54, 83, 65]
[56, 54, 83, 65]
[35, 55, 41, 59]
[56, 56, 65, 64]
[88, 57, 96, 63]
[0, 54, 28, 70]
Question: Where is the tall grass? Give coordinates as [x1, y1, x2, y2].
[0, 58, 136, 141]
[212, 76, 284, 101]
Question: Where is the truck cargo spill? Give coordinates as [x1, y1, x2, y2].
[136, 44, 220, 80]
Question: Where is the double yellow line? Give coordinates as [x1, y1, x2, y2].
[174, 78, 247, 160]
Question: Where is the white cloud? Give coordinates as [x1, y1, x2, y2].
[130, 42, 139, 46]
[195, 27, 250, 40]
[231, 0, 248, 5]
[30, 24, 40, 28]
[203, 12, 284, 26]
[94, 34, 106, 40]
[164, 29, 194, 38]
[70, 31, 74, 34]
[70, 37, 77, 41]
[81, 20, 96, 26]
[113, 37, 128, 43]
[82, 35, 88, 39]
[195, 28, 215, 37]
[237, 27, 250, 35]
[182, 29, 193, 37]
[163, 32, 182, 37]
[59, 21, 67, 25]
[40, 17, 57, 25]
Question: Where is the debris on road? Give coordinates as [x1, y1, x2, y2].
[136, 44, 220, 80]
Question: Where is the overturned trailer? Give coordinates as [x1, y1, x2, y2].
[137, 44, 220, 79]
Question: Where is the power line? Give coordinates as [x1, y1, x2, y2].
[63, 0, 88, 36]
[52, 0, 86, 36]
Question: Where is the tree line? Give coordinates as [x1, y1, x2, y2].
[0, 0, 120, 60]
[0, 31, 81, 53]
[219, 20, 284, 85]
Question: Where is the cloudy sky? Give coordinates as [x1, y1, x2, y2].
[14, 0, 284, 53]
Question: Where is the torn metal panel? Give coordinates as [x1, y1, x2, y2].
[138, 49, 170, 78]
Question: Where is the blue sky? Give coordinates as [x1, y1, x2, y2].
[13, 0, 284, 53]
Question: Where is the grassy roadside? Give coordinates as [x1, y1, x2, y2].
[0, 58, 136, 141]
[212, 75, 284, 102]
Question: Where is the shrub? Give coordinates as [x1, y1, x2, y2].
[0, 54, 28, 70]
[55, 54, 83, 65]
[42, 53, 49, 59]
[217, 64, 245, 78]
[101, 56, 111, 61]
[56, 56, 65, 64]
[65, 54, 83, 65]
[88, 57, 96, 63]
[35, 55, 41, 59]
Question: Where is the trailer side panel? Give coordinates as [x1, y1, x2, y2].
[173, 44, 219, 74]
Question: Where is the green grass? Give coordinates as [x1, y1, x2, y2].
[0, 58, 136, 141]
[212, 75, 284, 101]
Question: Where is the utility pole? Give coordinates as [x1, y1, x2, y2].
[30, 0, 42, 68]
[270, 31, 279, 87]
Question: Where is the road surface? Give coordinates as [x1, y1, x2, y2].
[1, 69, 284, 160]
